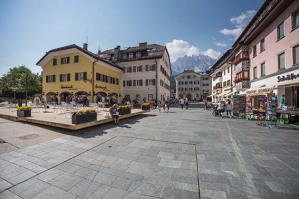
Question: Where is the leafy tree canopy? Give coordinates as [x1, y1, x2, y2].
[0, 65, 42, 94]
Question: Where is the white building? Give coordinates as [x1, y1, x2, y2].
[100, 42, 171, 102]
[175, 70, 211, 101]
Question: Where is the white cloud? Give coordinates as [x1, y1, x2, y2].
[219, 28, 243, 38]
[203, 49, 221, 59]
[215, 41, 228, 47]
[219, 10, 256, 40]
[231, 10, 256, 28]
[166, 39, 200, 62]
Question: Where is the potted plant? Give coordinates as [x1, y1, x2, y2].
[141, 103, 151, 110]
[72, 108, 97, 124]
[118, 105, 131, 115]
[17, 106, 32, 117]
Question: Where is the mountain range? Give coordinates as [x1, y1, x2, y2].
[170, 54, 217, 90]
[171, 54, 217, 75]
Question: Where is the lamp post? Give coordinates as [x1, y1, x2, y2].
[12, 87, 17, 104]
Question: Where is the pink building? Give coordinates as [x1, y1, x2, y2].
[225, 0, 299, 109]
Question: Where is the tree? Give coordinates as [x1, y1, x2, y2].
[0, 66, 41, 105]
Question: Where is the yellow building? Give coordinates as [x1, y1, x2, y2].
[36, 44, 123, 103]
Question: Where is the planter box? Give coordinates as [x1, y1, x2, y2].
[118, 108, 131, 115]
[72, 112, 97, 124]
[17, 110, 31, 117]
[142, 106, 150, 111]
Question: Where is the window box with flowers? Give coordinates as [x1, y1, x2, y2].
[233, 77, 250, 83]
[141, 103, 151, 110]
[72, 109, 97, 124]
[17, 106, 32, 117]
[118, 105, 131, 115]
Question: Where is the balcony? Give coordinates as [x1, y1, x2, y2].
[232, 55, 249, 65]
[213, 83, 222, 89]
[233, 77, 250, 83]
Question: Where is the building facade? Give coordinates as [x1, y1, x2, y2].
[36, 44, 123, 103]
[175, 70, 211, 101]
[210, 50, 233, 102]
[210, 0, 299, 108]
[99, 43, 171, 102]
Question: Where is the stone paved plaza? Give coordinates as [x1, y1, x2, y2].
[0, 107, 299, 198]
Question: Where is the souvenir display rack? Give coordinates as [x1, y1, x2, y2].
[256, 96, 267, 126]
[266, 95, 277, 128]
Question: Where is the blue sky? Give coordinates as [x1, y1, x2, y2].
[0, 0, 264, 76]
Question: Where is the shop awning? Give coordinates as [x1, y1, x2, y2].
[224, 91, 234, 97]
[246, 86, 274, 96]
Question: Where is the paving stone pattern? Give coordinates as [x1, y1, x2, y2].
[1, 107, 299, 198]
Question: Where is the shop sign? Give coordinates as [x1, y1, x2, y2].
[277, 73, 299, 82]
[246, 87, 273, 96]
[95, 84, 110, 91]
[61, 85, 73, 89]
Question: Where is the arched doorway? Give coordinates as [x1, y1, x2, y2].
[60, 92, 72, 103]
[109, 93, 118, 104]
[74, 91, 89, 104]
[45, 92, 58, 103]
[186, 93, 192, 100]
[95, 92, 107, 103]
[179, 94, 184, 99]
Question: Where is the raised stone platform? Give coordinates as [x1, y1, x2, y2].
[0, 106, 148, 130]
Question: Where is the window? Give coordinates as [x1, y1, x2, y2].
[137, 80, 143, 86]
[46, 75, 55, 83]
[53, 59, 57, 66]
[293, 44, 299, 65]
[74, 55, 79, 63]
[277, 22, 284, 40]
[126, 66, 132, 73]
[127, 80, 132, 86]
[122, 54, 127, 59]
[61, 57, 70, 65]
[123, 80, 126, 87]
[75, 72, 87, 81]
[149, 64, 156, 71]
[292, 8, 299, 30]
[253, 67, 257, 79]
[227, 80, 231, 86]
[223, 70, 225, 75]
[137, 65, 142, 72]
[146, 79, 156, 86]
[223, 82, 226, 87]
[187, 76, 190, 79]
[129, 53, 134, 59]
[136, 52, 141, 58]
[278, 52, 285, 70]
[60, 74, 70, 82]
[260, 38, 265, 52]
[261, 62, 266, 77]
[227, 67, 230, 73]
[253, 45, 257, 57]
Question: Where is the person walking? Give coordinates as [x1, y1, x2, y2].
[217, 101, 224, 118]
[165, 100, 170, 113]
[185, 98, 189, 109]
[226, 100, 232, 118]
[179, 98, 184, 109]
[157, 100, 161, 113]
[204, 99, 208, 110]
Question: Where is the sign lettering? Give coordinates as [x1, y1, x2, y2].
[277, 73, 299, 82]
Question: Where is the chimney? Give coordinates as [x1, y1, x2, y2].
[83, 43, 88, 50]
[139, 42, 147, 49]
[114, 45, 121, 61]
